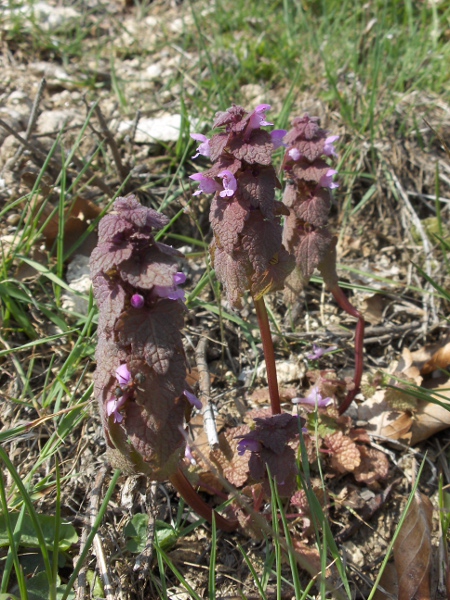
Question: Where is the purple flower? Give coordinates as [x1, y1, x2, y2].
[292, 386, 333, 409]
[130, 293, 144, 309]
[323, 135, 339, 157]
[107, 364, 132, 423]
[190, 133, 211, 159]
[189, 173, 221, 196]
[244, 104, 273, 138]
[319, 169, 339, 190]
[271, 129, 287, 150]
[306, 343, 338, 360]
[288, 147, 301, 161]
[106, 395, 127, 423]
[184, 389, 202, 409]
[217, 170, 237, 198]
[185, 444, 196, 465]
[153, 271, 186, 301]
[116, 363, 131, 386]
[237, 437, 263, 456]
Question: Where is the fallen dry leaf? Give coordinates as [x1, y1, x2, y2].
[394, 492, 433, 600]
[421, 342, 450, 375]
[410, 390, 450, 445]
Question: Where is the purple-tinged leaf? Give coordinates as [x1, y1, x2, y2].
[213, 105, 247, 129]
[92, 274, 127, 333]
[114, 195, 169, 230]
[295, 227, 333, 282]
[116, 300, 186, 375]
[119, 245, 179, 289]
[209, 132, 230, 162]
[294, 188, 331, 228]
[238, 166, 280, 219]
[89, 239, 133, 278]
[292, 158, 331, 184]
[227, 129, 273, 165]
[210, 194, 250, 253]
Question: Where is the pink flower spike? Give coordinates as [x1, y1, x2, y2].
[244, 104, 273, 138]
[189, 173, 221, 196]
[184, 390, 202, 409]
[323, 135, 339, 157]
[237, 438, 262, 456]
[116, 364, 131, 386]
[218, 170, 237, 198]
[292, 387, 333, 409]
[306, 344, 338, 360]
[130, 293, 144, 309]
[106, 397, 126, 423]
[190, 133, 211, 159]
[174, 271, 186, 285]
[288, 147, 301, 161]
[319, 169, 339, 189]
[271, 129, 287, 150]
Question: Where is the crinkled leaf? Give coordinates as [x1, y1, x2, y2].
[238, 166, 279, 219]
[289, 133, 327, 162]
[296, 227, 333, 282]
[292, 158, 330, 183]
[89, 238, 133, 278]
[98, 213, 134, 244]
[251, 245, 295, 300]
[394, 492, 433, 600]
[114, 195, 169, 230]
[324, 431, 361, 473]
[353, 445, 389, 484]
[228, 129, 273, 165]
[284, 115, 320, 143]
[210, 425, 251, 487]
[240, 211, 283, 277]
[210, 242, 251, 308]
[92, 274, 126, 334]
[213, 105, 247, 129]
[116, 300, 185, 374]
[119, 245, 178, 289]
[209, 194, 250, 253]
[209, 132, 230, 162]
[294, 189, 331, 227]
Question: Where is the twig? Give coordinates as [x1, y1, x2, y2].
[92, 103, 129, 181]
[134, 481, 158, 577]
[25, 78, 46, 141]
[76, 466, 115, 600]
[195, 335, 219, 449]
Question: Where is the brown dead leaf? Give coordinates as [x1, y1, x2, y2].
[421, 342, 450, 375]
[410, 389, 450, 445]
[362, 294, 386, 325]
[394, 492, 433, 600]
[358, 391, 413, 442]
[249, 386, 298, 404]
[373, 562, 399, 600]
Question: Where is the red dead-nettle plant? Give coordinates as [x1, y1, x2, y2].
[190, 104, 295, 415]
[281, 115, 364, 413]
[90, 195, 237, 531]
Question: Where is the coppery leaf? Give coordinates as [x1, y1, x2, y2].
[227, 129, 273, 165]
[292, 158, 330, 183]
[294, 188, 331, 227]
[209, 194, 250, 253]
[324, 431, 361, 473]
[353, 445, 389, 484]
[394, 492, 433, 600]
[421, 342, 450, 375]
[296, 227, 333, 282]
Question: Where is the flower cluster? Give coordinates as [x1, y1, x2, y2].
[90, 195, 199, 480]
[281, 115, 340, 291]
[190, 104, 295, 308]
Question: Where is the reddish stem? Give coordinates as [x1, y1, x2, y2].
[169, 466, 238, 532]
[329, 284, 365, 414]
[253, 296, 281, 415]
